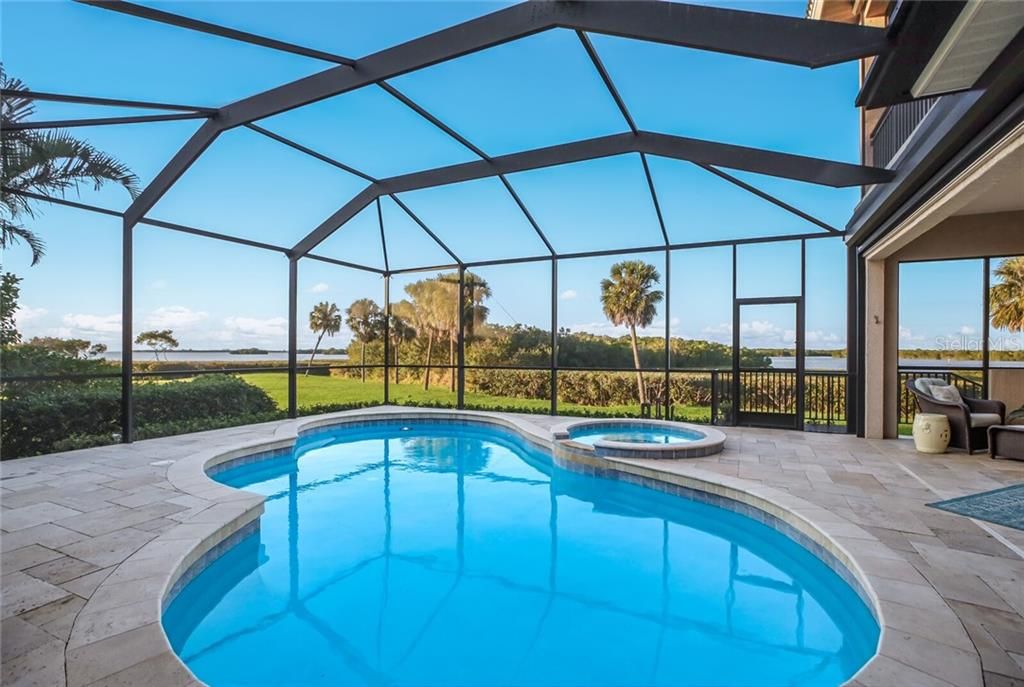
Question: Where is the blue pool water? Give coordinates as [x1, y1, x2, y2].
[164, 421, 879, 687]
[569, 423, 706, 446]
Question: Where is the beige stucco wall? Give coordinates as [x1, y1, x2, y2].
[990, 369, 1024, 416]
[890, 211, 1024, 261]
[862, 210, 1024, 438]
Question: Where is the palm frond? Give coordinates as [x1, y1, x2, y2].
[0, 218, 45, 265]
[4, 130, 141, 199]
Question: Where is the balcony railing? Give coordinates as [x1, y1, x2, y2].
[898, 367, 985, 427]
[870, 96, 940, 168]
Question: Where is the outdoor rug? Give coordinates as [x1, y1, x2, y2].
[929, 484, 1024, 531]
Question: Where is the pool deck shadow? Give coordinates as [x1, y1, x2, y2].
[3, 406, 1024, 687]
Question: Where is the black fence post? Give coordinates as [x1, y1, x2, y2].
[710, 370, 719, 425]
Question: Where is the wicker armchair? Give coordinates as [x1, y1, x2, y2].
[906, 377, 1005, 453]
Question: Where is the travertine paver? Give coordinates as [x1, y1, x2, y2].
[1, 410, 1023, 687]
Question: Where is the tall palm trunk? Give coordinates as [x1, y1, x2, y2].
[393, 342, 400, 384]
[422, 331, 434, 390]
[629, 325, 646, 404]
[306, 330, 325, 376]
[449, 332, 456, 392]
[360, 341, 366, 382]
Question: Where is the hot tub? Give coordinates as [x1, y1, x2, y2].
[552, 419, 726, 458]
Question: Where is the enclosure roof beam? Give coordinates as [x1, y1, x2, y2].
[576, 31, 638, 135]
[245, 123, 378, 182]
[387, 194, 463, 266]
[2, 187, 294, 255]
[696, 164, 841, 233]
[575, 31, 670, 246]
[1, 89, 217, 114]
[304, 253, 386, 275]
[4, 112, 211, 131]
[75, 0, 356, 66]
[377, 82, 557, 256]
[381, 228, 836, 275]
[112, 0, 888, 230]
[241, 120, 465, 265]
[375, 132, 890, 194]
[292, 131, 891, 257]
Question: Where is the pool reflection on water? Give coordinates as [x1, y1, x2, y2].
[164, 421, 878, 687]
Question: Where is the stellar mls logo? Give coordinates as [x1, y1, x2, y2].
[935, 335, 1023, 352]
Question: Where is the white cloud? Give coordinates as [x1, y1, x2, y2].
[309, 282, 329, 294]
[14, 304, 47, 326]
[61, 313, 121, 334]
[222, 316, 288, 339]
[145, 306, 208, 329]
[806, 329, 842, 345]
[559, 289, 577, 300]
[899, 326, 926, 343]
[958, 325, 976, 336]
[567, 321, 626, 336]
[703, 323, 732, 336]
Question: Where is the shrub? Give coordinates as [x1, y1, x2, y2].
[2, 375, 279, 459]
[1, 343, 116, 378]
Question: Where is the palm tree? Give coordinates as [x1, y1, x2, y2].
[433, 272, 492, 391]
[1, 68, 140, 265]
[600, 260, 663, 404]
[307, 301, 342, 375]
[991, 257, 1024, 332]
[345, 298, 383, 382]
[404, 279, 445, 390]
[388, 302, 417, 384]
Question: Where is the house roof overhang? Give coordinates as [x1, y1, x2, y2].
[857, 1, 1024, 109]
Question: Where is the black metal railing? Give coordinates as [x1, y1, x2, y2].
[898, 367, 985, 425]
[804, 371, 848, 432]
[2, 362, 851, 459]
[870, 96, 940, 168]
[737, 368, 797, 416]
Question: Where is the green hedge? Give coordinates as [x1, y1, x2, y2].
[2, 375, 280, 459]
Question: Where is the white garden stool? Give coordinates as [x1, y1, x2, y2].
[913, 413, 951, 454]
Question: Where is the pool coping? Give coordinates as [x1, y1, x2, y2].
[550, 417, 727, 458]
[63, 407, 980, 687]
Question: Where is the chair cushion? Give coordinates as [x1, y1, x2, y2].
[971, 413, 1003, 428]
[928, 383, 963, 404]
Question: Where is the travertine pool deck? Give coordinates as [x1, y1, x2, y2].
[3, 407, 1024, 687]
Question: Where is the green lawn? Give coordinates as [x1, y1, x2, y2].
[239, 373, 712, 421]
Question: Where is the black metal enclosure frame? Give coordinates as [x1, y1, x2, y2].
[4, 0, 895, 442]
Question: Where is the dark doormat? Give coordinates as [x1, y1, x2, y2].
[928, 484, 1024, 531]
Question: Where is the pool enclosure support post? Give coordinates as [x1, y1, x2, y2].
[551, 258, 558, 416]
[982, 257, 991, 398]
[797, 240, 807, 431]
[121, 217, 134, 443]
[663, 248, 671, 419]
[383, 274, 391, 405]
[845, 245, 857, 434]
[288, 256, 298, 419]
[457, 267, 466, 409]
[730, 245, 739, 426]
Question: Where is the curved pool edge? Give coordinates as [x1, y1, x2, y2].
[64, 407, 981, 687]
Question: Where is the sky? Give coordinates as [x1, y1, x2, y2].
[4, 0, 986, 354]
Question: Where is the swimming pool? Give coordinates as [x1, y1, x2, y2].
[163, 420, 878, 687]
